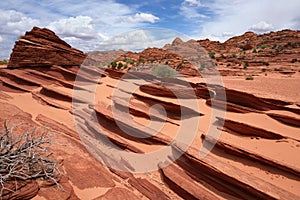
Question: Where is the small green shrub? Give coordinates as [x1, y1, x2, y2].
[138, 58, 146, 64]
[232, 53, 237, 58]
[258, 44, 268, 49]
[209, 51, 215, 59]
[276, 45, 284, 52]
[245, 75, 254, 80]
[261, 68, 267, 72]
[110, 61, 117, 69]
[177, 61, 184, 69]
[292, 58, 297, 63]
[243, 62, 249, 69]
[151, 65, 177, 78]
[0, 60, 8, 65]
[124, 58, 134, 65]
[286, 42, 297, 48]
[252, 48, 257, 53]
[117, 62, 123, 70]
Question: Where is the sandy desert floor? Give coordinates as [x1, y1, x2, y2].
[1, 63, 299, 199]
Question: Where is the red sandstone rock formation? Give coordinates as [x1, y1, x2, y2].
[8, 27, 86, 68]
[197, 29, 300, 67]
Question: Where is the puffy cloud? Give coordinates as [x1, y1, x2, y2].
[48, 16, 99, 40]
[0, 9, 40, 59]
[89, 28, 183, 52]
[126, 13, 159, 23]
[0, 1, 162, 58]
[0, 9, 39, 36]
[180, 0, 207, 19]
[196, 0, 300, 41]
[249, 21, 274, 33]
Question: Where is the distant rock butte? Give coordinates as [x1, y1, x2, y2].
[197, 29, 300, 66]
[8, 27, 86, 68]
[197, 30, 300, 53]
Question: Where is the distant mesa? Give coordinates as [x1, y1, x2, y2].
[8, 27, 86, 68]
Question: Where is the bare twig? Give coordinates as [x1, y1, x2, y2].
[0, 120, 62, 199]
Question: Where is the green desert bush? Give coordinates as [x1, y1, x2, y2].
[117, 62, 123, 70]
[110, 61, 117, 69]
[0, 60, 8, 65]
[124, 58, 134, 65]
[292, 58, 297, 63]
[208, 51, 215, 59]
[151, 65, 177, 78]
[0, 121, 61, 197]
[245, 75, 254, 80]
[243, 62, 249, 69]
[138, 58, 146, 64]
[177, 61, 184, 69]
[258, 44, 268, 49]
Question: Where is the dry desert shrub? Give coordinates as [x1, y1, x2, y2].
[0, 120, 61, 198]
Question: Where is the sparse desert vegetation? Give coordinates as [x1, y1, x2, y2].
[0, 121, 61, 198]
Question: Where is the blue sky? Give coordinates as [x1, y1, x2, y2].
[0, 0, 300, 58]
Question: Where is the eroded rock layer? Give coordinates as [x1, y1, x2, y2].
[8, 27, 86, 68]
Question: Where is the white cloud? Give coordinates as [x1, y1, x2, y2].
[80, 29, 183, 53]
[48, 16, 100, 40]
[184, 0, 202, 7]
[0, 1, 162, 57]
[100, 30, 153, 51]
[0, 9, 40, 58]
[196, 0, 300, 41]
[249, 21, 274, 33]
[180, 0, 207, 19]
[222, 32, 234, 37]
[0, 9, 39, 36]
[180, 6, 207, 19]
[126, 13, 159, 23]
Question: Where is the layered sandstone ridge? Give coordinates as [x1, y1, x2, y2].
[8, 27, 86, 68]
[198, 29, 300, 69]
